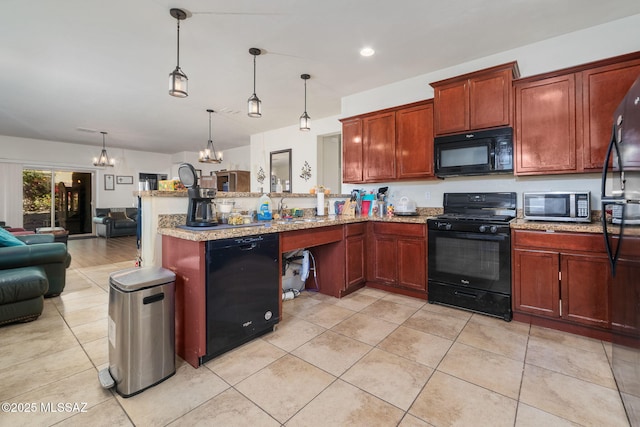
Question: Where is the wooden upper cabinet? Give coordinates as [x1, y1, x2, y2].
[581, 59, 640, 171]
[515, 74, 577, 174]
[341, 117, 363, 183]
[396, 101, 434, 179]
[363, 111, 396, 181]
[431, 61, 519, 136]
[341, 100, 434, 184]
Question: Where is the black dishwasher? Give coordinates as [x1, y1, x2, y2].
[202, 233, 280, 363]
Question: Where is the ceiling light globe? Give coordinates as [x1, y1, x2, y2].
[360, 47, 375, 57]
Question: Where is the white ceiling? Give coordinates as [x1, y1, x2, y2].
[2, 0, 640, 155]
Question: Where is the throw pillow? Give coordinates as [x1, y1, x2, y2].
[0, 227, 27, 247]
[108, 211, 128, 220]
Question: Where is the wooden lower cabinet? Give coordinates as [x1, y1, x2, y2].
[344, 223, 366, 294]
[512, 230, 611, 337]
[367, 222, 427, 298]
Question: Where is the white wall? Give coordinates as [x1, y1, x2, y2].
[251, 14, 640, 210]
[249, 115, 341, 194]
[0, 135, 173, 227]
[169, 146, 251, 180]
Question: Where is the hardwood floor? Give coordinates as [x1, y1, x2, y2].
[67, 235, 138, 268]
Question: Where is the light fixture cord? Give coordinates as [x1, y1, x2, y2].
[102, 133, 106, 149]
[304, 78, 307, 112]
[208, 111, 212, 140]
[176, 18, 181, 68]
[253, 53, 257, 94]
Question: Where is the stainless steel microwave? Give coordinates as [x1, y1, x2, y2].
[523, 191, 591, 222]
[434, 127, 513, 177]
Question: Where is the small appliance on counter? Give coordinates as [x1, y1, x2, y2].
[523, 191, 591, 222]
[394, 196, 418, 216]
[178, 163, 218, 227]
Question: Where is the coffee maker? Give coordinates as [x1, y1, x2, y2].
[178, 163, 217, 227]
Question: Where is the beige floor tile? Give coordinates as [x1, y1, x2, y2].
[83, 337, 108, 367]
[520, 364, 628, 427]
[0, 313, 69, 347]
[55, 280, 106, 301]
[63, 269, 100, 293]
[381, 292, 427, 309]
[420, 301, 473, 320]
[469, 312, 531, 336]
[116, 358, 229, 426]
[287, 379, 405, 426]
[530, 325, 605, 353]
[360, 299, 420, 324]
[292, 330, 372, 376]
[297, 302, 356, 329]
[333, 292, 380, 311]
[515, 403, 581, 427]
[55, 292, 109, 315]
[356, 287, 390, 299]
[167, 388, 279, 427]
[2, 368, 112, 427]
[205, 338, 286, 385]
[0, 345, 92, 401]
[526, 334, 617, 389]
[282, 293, 324, 317]
[438, 342, 524, 399]
[398, 414, 435, 426]
[235, 354, 335, 423]
[331, 312, 399, 346]
[0, 325, 79, 369]
[56, 397, 134, 427]
[402, 308, 468, 340]
[263, 315, 326, 352]
[378, 326, 453, 368]
[457, 320, 529, 361]
[342, 348, 433, 410]
[62, 303, 108, 328]
[71, 318, 108, 344]
[410, 371, 517, 427]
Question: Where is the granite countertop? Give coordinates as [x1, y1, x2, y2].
[511, 218, 640, 237]
[159, 213, 434, 242]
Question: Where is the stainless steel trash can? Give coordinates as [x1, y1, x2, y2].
[108, 266, 176, 397]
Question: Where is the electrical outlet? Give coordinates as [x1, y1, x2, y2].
[424, 191, 431, 201]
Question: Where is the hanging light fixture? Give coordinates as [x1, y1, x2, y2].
[299, 74, 311, 131]
[168, 8, 188, 98]
[247, 48, 262, 117]
[93, 132, 115, 167]
[199, 109, 223, 164]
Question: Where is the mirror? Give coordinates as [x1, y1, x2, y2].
[270, 149, 292, 193]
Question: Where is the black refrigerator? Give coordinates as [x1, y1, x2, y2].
[602, 74, 640, 426]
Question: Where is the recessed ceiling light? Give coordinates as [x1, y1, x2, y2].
[360, 47, 375, 57]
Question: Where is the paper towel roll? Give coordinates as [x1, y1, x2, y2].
[317, 192, 325, 215]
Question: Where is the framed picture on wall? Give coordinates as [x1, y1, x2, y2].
[116, 175, 134, 185]
[104, 174, 115, 190]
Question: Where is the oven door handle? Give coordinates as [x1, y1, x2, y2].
[430, 231, 509, 242]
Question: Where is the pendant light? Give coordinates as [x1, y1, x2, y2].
[168, 8, 188, 98]
[93, 132, 115, 167]
[199, 109, 223, 164]
[299, 74, 311, 131]
[247, 48, 262, 117]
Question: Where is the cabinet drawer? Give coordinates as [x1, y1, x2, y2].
[513, 230, 605, 252]
[372, 222, 425, 237]
[345, 222, 366, 237]
[281, 225, 343, 252]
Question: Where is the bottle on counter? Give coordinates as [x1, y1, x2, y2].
[257, 193, 273, 220]
[275, 179, 283, 193]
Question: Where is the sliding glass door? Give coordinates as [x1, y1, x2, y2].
[23, 169, 93, 235]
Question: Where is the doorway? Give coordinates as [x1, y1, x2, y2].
[317, 133, 342, 193]
[22, 169, 93, 235]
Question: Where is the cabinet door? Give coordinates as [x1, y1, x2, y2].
[582, 60, 640, 170]
[513, 248, 560, 317]
[434, 80, 469, 135]
[342, 118, 363, 183]
[515, 74, 577, 175]
[396, 102, 434, 179]
[470, 69, 511, 130]
[397, 238, 426, 291]
[371, 235, 397, 284]
[345, 235, 365, 288]
[561, 253, 611, 328]
[363, 112, 396, 181]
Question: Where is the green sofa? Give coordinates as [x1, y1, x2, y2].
[0, 234, 71, 325]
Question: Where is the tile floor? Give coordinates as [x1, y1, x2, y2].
[0, 260, 630, 426]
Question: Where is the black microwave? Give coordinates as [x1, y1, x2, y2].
[434, 127, 513, 177]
